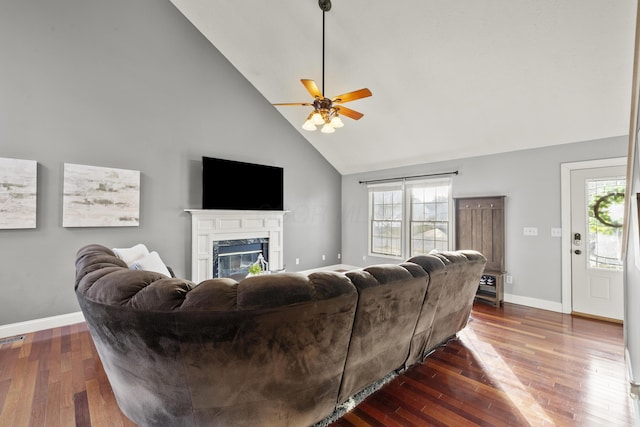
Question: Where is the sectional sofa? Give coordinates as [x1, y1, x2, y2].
[74, 244, 486, 427]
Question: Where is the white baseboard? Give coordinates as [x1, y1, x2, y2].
[504, 293, 563, 313]
[0, 311, 85, 339]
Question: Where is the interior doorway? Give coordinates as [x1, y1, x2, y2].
[561, 158, 627, 322]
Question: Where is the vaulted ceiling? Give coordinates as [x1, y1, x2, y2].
[170, 0, 637, 175]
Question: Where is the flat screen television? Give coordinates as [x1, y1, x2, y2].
[202, 156, 284, 211]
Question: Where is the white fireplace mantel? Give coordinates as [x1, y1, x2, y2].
[185, 209, 286, 283]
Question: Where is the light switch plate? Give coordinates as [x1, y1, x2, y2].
[551, 228, 562, 237]
[523, 227, 538, 236]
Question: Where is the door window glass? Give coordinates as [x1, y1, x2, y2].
[586, 177, 625, 270]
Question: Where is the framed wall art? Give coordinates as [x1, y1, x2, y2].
[63, 163, 140, 227]
[0, 157, 37, 229]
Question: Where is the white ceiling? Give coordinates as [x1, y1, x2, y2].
[170, 0, 637, 175]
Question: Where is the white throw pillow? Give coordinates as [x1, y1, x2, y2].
[130, 251, 171, 277]
[112, 243, 149, 266]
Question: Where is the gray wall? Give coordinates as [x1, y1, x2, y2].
[0, 0, 341, 325]
[342, 136, 628, 305]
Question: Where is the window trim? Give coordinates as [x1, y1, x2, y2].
[367, 181, 405, 260]
[367, 177, 453, 260]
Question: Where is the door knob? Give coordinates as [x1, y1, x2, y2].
[574, 250, 582, 255]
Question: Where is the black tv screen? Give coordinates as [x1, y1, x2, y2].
[202, 157, 284, 211]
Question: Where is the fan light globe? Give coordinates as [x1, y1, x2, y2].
[302, 120, 317, 131]
[321, 123, 335, 133]
[330, 115, 344, 128]
[311, 112, 325, 125]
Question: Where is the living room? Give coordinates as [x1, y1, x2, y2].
[2, 0, 640, 425]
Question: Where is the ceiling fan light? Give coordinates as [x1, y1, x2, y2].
[330, 115, 344, 128]
[302, 119, 317, 131]
[321, 123, 335, 134]
[311, 111, 325, 125]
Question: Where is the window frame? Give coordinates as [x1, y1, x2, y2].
[367, 181, 405, 259]
[368, 177, 453, 260]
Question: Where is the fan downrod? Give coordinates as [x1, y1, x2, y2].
[319, 0, 331, 12]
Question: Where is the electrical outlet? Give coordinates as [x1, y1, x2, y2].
[506, 275, 513, 284]
[322, 254, 326, 261]
[295, 258, 300, 265]
[362, 255, 367, 262]
[523, 227, 538, 236]
[338, 253, 341, 260]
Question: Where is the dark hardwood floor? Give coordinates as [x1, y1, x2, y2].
[0, 302, 634, 426]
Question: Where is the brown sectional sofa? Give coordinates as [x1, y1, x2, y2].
[74, 244, 486, 427]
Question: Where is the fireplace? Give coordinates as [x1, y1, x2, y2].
[213, 238, 269, 278]
[185, 209, 286, 283]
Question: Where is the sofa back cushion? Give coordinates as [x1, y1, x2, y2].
[337, 263, 429, 403]
[403, 255, 448, 366]
[420, 250, 486, 352]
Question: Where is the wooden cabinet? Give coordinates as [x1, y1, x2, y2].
[454, 196, 505, 306]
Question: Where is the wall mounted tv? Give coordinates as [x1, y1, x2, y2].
[202, 156, 284, 211]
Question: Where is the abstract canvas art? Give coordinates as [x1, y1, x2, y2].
[63, 163, 140, 227]
[0, 157, 37, 229]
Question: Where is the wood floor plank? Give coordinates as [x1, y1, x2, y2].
[59, 326, 71, 355]
[73, 390, 91, 427]
[0, 355, 28, 427]
[11, 359, 39, 427]
[0, 347, 18, 382]
[44, 381, 61, 427]
[58, 363, 75, 427]
[47, 329, 61, 388]
[366, 393, 425, 427]
[353, 400, 406, 427]
[0, 302, 634, 426]
[0, 379, 10, 416]
[85, 378, 109, 427]
[29, 366, 50, 427]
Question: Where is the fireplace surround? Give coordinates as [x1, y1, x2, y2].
[185, 209, 286, 283]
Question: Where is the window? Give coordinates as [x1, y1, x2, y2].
[369, 177, 452, 258]
[409, 180, 450, 255]
[369, 183, 403, 257]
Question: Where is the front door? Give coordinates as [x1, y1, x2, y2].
[570, 165, 626, 321]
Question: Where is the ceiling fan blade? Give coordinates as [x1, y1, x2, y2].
[301, 79, 322, 98]
[272, 102, 313, 106]
[332, 88, 372, 104]
[334, 105, 364, 120]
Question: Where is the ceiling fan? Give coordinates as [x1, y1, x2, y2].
[273, 0, 372, 133]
